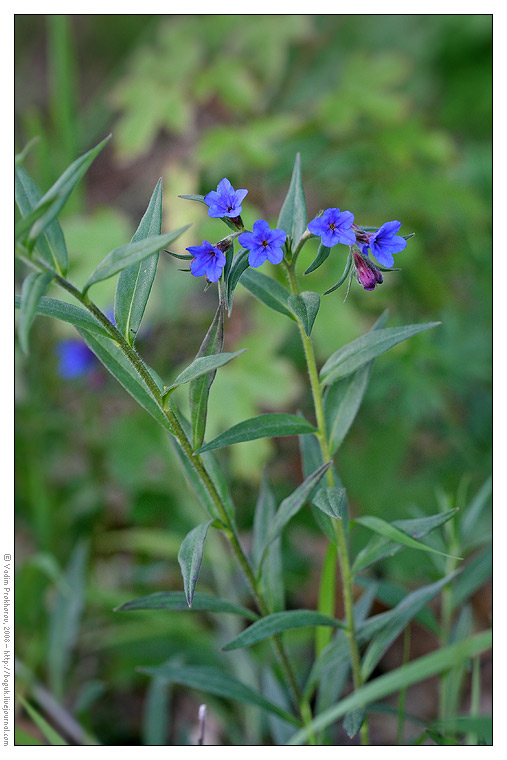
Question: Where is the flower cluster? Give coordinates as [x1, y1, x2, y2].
[184, 175, 410, 292]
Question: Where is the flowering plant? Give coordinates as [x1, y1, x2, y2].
[15, 140, 491, 746]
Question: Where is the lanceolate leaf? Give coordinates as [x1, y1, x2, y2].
[115, 178, 163, 345]
[320, 323, 441, 386]
[354, 515, 462, 561]
[116, 591, 258, 620]
[226, 247, 250, 315]
[84, 228, 190, 293]
[167, 350, 245, 395]
[324, 310, 389, 453]
[277, 153, 307, 248]
[139, 664, 300, 727]
[312, 487, 346, 520]
[222, 610, 345, 651]
[300, 433, 347, 541]
[287, 630, 492, 744]
[14, 295, 110, 337]
[178, 521, 214, 607]
[28, 135, 111, 244]
[252, 471, 285, 612]
[304, 243, 330, 275]
[288, 291, 320, 336]
[189, 302, 225, 450]
[196, 413, 317, 454]
[262, 462, 332, 557]
[352, 509, 459, 574]
[18, 272, 53, 354]
[15, 166, 68, 274]
[240, 268, 295, 319]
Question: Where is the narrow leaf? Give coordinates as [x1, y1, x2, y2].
[240, 268, 295, 319]
[222, 610, 344, 651]
[299, 433, 347, 541]
[178, 193, 207, 205]
[460, 477, 492, 545]
[312, 487, 345, 520]
[28, 135, 111, 243]
[263, 462, 332, 555]
[178, 521, 213, 607]
[354, 515, 462, 561]
[18, 272, 53, 353]
[115, 178, 163, 345]
[252, 471, 285, 612]
[189, 302, 225, 450]
[168, 350, 245, 394]
[196, 413, 317, 454]
[139, 664, 300, 727]
[226, 247, 250, 315]
[304, 243, 330, 275]
[84, 228, 190, 293]
[320, 323, 441, 386]
[116, 591, 258, 620]
[287, 631, 492, 744]
[288, 291, 320, 336]
[19, 698, 68, 746]
[277, 153, 307, 248]
[15, 136, 39, 167]
[15, 166, 68, 274]
[343, 708, 366, 739]
[15, 295, 110, 337]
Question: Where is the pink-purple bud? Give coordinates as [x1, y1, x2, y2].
[353, 251, 383, 291]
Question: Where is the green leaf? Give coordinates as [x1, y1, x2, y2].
[226, 247, 250, 315]
[460, 477, 492, 545]
[304, 243, 330, 275]
[354, 515, 462, 562]
[115, 178, 163, 345]
[288, 291, 320, 336]
[360, 572, 459, 681]
[15, 136, 39, 167]
[320, 323, 441, 386]
[252, 471, 285, 613]
[19, 698, 68, 746]
[14, 295, 110, 337]
[178, 193, 207, 205]
[18, 272, 53, 353]
[324, 310, 388, 453]
[77, 328, 172, 433]
[177, 521, 214, 607]
[312, 486, 345, 520]
[451, 546, 491, 611]
[196, 413, 317, 454]
[277, 153, 307, 248]
[189, 302, 225, 450]
[167, 350, 246, 396]
[343, 708, 366, 739]
[352, 509, 459, 574]
[83, 228, 189, 293]
[139, 664, 300, 727]
[287, 630, 492, 744]
[355, 576, 440, 635]
[15, 166, 69, 274]
[222, 610, 345, 651]
[115, 590, 258, 620]
[28, 135, 111, 244]
[299, 433, 347, 542]
[239, 268, 296, 319]
[262, 461, 332, 556]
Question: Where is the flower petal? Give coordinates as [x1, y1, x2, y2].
[248, 247, 267, 268]
[238, 231, 255, 249]
[266, 246, 284, 265]
[252, 219, 272, 239]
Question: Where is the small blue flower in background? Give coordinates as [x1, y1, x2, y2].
[363, 220, 407, 268]
[308, 208, 355, 248]
[57, 340, 96, 379]
[238, 219, 287, 267]
[204, 178, 248, 219]
[187, 241, 227, 282]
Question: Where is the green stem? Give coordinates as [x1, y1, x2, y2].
[19, 253, 310, 728]
[284, 259, 369, 745]
[396, 624, 411, 745]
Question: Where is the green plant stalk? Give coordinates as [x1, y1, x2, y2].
[284, 259, 369, 745]
[396, 624, 411, 745]
[17, 251, 311, 732]
[439, 518, 460, 723]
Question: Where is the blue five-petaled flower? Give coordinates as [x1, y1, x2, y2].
[204, 178, 248, 219]
[307, 208, 355, 248]
[238, 219, 287, 268]
[362, 220, 407, 268]
[187, 240, 227, 282]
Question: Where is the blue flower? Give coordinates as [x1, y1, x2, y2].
[57, 340, 96, 379]
[186, 240, 227, 282]
[204, 178, 248, 219]
[364, 220, 407, 268]
[307, 208, 355, 248]
[238, 219, 287, 267]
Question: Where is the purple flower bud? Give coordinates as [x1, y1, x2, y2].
[353, 251, 383, 291]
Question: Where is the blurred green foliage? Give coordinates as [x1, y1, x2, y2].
[15, 14, 491, 745]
